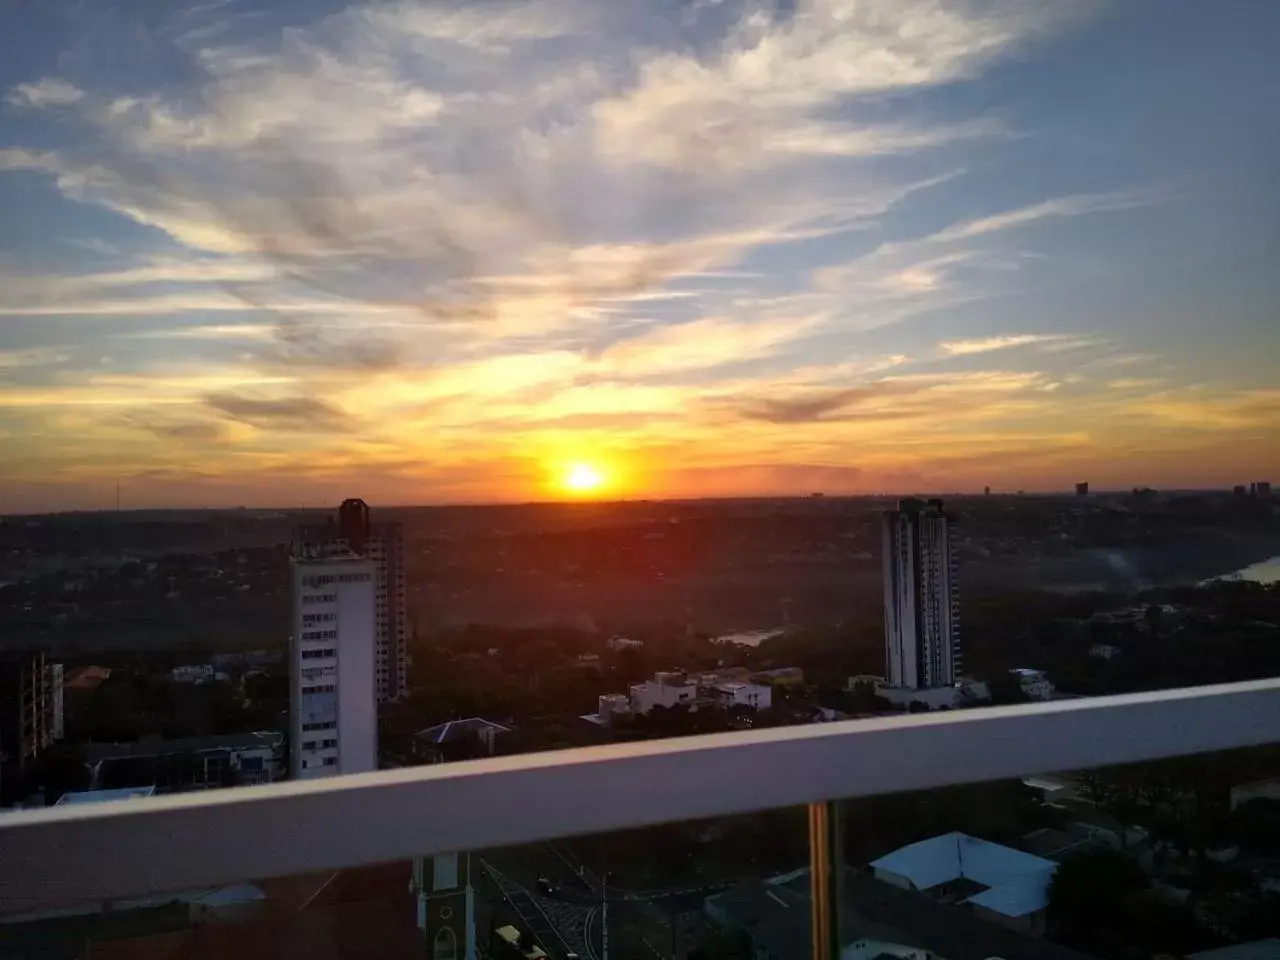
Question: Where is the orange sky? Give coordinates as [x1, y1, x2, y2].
[2, 0, 1279, 512]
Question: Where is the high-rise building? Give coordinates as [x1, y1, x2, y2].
[882, 499, 960, 690]
[289, 542, 378, 780]
[300, 499, 409, 703]
[1257, 481, 1272, 499]
[1075, 481, 1089, 497]
[0, 651, 62, 799]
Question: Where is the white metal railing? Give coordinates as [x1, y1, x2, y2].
[1, 678, 1278, 915]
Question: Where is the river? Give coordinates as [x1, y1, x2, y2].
[1216, 556, 1280, 586]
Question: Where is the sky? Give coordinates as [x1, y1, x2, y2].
[1, 0, 1278, 511]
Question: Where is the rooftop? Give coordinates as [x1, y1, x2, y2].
[868, 832, 1057, 917]
[56, 786, 156, 806]
[415, 717, 512, 744]
[85, 732, 283, 765]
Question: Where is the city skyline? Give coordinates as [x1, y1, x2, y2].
[2, 0, 1279, 512]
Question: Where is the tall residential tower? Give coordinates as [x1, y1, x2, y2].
[301, 499, 409, 703]
[882, 498, 960, 690]
[289, 542, 378, 779]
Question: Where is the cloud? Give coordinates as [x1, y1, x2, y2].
[738, 384, 904, 424]
[595, 314, 821, 376]
[939, 333, 1074, 356]
[927, 190, 1163, 244]
[5, 78, 84, 109]
[202, 393, 350, 430]
[728, 370, 1054, 424]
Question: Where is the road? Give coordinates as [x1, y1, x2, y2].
[480, 840, 738, 960]
[480, 852, 598, 960]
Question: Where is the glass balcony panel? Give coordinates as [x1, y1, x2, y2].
[835, 742, 1280, 960]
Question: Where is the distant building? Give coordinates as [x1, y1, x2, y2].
[172, 664, 226, 684]
[87, 732, 284, 791]
[870, 832, 1058, 937]
[1075, 481, 1089, 497]
[0, 650, 61, 784]
[1010, 668, 1055, 701]
[1230, 776, 1280, 811]
[56, 785, 157, 805]
[415, 718, 512, 764]
[1088, 643, 1122, 660]
[290, 542, 377, 780]
[587, 669, 781, 725]
[1234, 484, 1249, 498]
[711, 681, 772, 711]
[1256, 481, 1272, 499]
[629, 671, 699, 713]
[48, 662, 64, 742]
[298, 498, 409, 703]
[882, 499, 960, 690]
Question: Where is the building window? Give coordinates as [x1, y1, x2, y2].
[432, 853, 459, 890]
[323, 757, 337, 766]
[433, 928, 457, 960]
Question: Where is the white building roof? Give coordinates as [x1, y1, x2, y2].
[869, 832, 1057, 918]
[55, 786, 156, 805]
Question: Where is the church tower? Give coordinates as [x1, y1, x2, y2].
[413, 853, 476, 960]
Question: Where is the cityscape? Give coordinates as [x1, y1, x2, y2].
[3, 0, 1280, 959]
[2, 483, 1280, 959]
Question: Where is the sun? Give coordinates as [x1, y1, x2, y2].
[563, 462, 605, 494]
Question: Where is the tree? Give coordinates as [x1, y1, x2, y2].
[23, 744, 91, 803]
[1048, 848, 1150, 954]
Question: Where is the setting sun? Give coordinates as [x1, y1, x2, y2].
[563, 462, 605, 494]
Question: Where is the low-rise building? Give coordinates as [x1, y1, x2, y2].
[629, 671, 699, 714]
[1010, 668, 1055, 701]
[415, 718, 512, 764]
[606, 636, 644, 651]
[870, 832, 1059, 936]
[85, 731, 285, 792]
[1230, 776, 1280, 811]
[712, 681, 772, 711]
[172, 664, 228, 684]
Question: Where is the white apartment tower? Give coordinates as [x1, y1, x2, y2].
[289, 544, 378, 779]
[300, 500, 409, 703]
[882, 498, 960, 690]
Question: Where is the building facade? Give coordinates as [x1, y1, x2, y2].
[0, 651, 61, 778]
[87, 732, 285, 791]
[289, 545, 378, 780]
[882, 498, 960, 690]
[629, 671, 699, 714]
[412, 853, 476, 960]
[301, 499, 409, 703]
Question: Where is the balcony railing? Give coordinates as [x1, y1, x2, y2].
[2, 677, 1277, 923]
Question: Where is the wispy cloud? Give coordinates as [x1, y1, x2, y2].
[5, 78, 84, 109]
[939, 333, 1079, 356]
[927, 190, 1167, 244]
